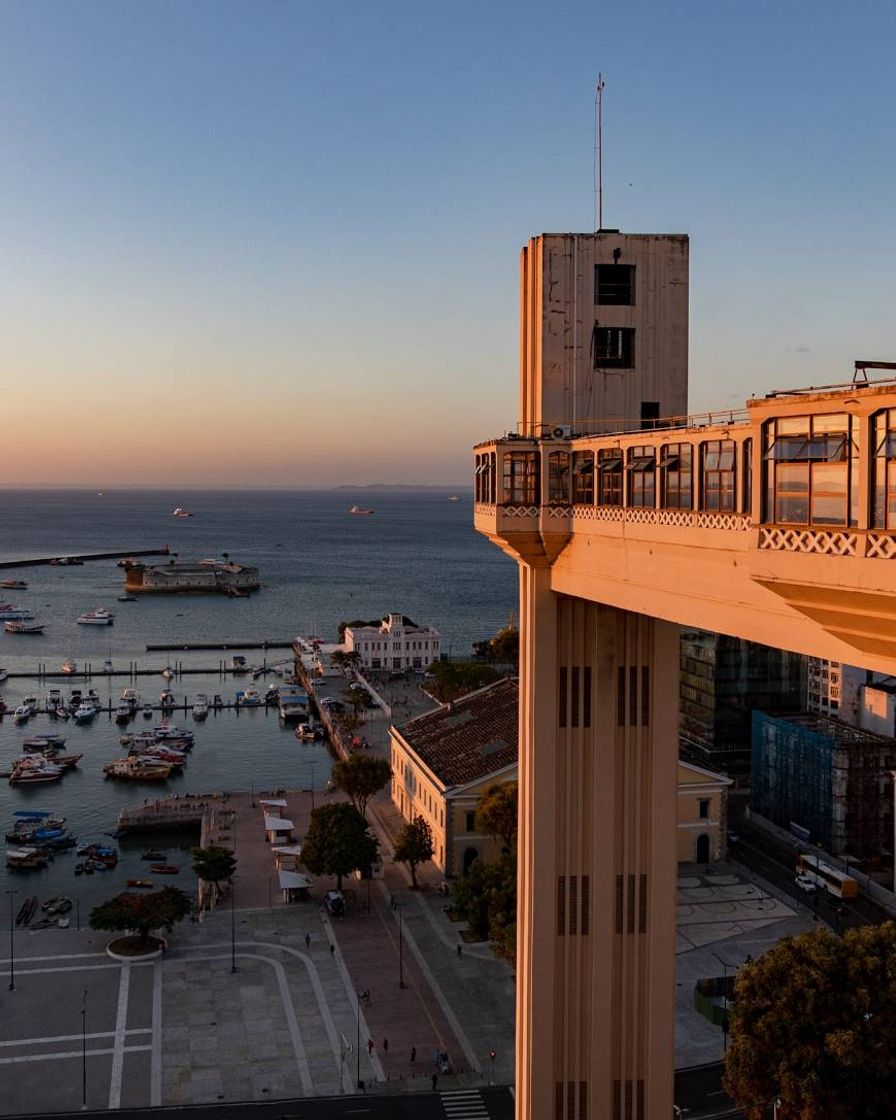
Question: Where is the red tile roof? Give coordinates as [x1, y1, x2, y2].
[396, 678, 518, 788]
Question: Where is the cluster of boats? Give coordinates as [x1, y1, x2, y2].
[106, 722, 195, 782]
[8, 737, 83, 785]
[6, 811, 78, 869]
[74, 843, 119, 875]
[15, 895, 73, 929]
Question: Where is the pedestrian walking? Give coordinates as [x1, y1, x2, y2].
[304, 933, 311, 949]
[456, 943, 463, 958]
[383, 1038, 388, 1052]
[329, 943, 335, 956]
[367, 1038, 374, 1055]
[410, 1045, 416, 1063]
[431, 1072, 438, 1091]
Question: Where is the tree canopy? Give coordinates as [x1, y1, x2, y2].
[724, 921, 896, 1119]
[331, 753, 392, 819]
[451, 852, 516, 965]
[89, 887, 192, 949]
[191, 845, 237, 899]
[301, 802, 378, 890]
[424, 660, 503, 702]
[393, 815, 434, 889]
[476, 782, 518, 851]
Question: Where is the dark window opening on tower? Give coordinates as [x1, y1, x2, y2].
[593, 326, 635, 370]
[595, 264, 635, 306]
[640, 401, 660, 430]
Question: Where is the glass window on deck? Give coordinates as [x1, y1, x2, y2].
[572, 451, 595, 505]
[660, 443, 692, 509]
[873, 410, 896, 528]
[763, 414, 853, 526]
[597, 449, 623, 506]
[626, 446, 656, 508]
[548, 451, 571, 504]
[700, 440, 736, 511]
[502, 451, 540, 505]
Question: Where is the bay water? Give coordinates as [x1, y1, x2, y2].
[0, 488, 516, 908]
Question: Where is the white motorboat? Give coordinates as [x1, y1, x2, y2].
[22, 696, 39, 716]
[61, 658, 77, 675]
[160, 690, 176, 708]
[102, 659, 114, 674]
[230, 655, 248, 674]
[0, 668, 7, 683]
[172, 508, 193, 517]
[115, 701, 131, 724]
[0, 604, 34, 621]
[73, 703, 97, 724]
[142, 704, 153, 718]
[12, 705, 31, 724]
[192, 694, 209, 721]
[237, 686, 261, 706]
[76, 608, 114, 626]
[161, 666, 174, 680]
[46, 688, 63, 712]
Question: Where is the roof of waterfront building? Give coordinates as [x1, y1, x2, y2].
[395, 677, 518, 788]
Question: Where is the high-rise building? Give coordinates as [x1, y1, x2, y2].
[806, 657, 866, 722]
[680, 631, 806, 775]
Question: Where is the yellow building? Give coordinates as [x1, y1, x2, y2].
[676, 760, 731, 864]
[390, 677, 730, 875]
[389, 678, 519, 878]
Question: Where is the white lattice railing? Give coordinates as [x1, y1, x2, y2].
[759, 527, 896, 558]
[484, 504, 753, 531]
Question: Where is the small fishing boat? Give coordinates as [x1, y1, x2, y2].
[140, 850, 166, 861]
[172, 507, 193, 517]
[103, 757, 172, 781]
[23, 734, 66, 750]
[117, 594, 138, 602]
[126, 879, 154, 889]
[61, 658, 77, 675]
[159, 690, 176, 708]
[236, 686, 261, 707]
[0, 579, 27, 590]
[114, 702, 131, 724]
[348, 505, 374, 515]
[149, 864, 180, 875]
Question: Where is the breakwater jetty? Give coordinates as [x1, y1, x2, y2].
[0, 547, 169, 570]
[145, 640, 294, 651]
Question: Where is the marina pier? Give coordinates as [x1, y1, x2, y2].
[0, 547, 170, 570]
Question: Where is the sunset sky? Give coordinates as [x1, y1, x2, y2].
[2, 1, 895, 487]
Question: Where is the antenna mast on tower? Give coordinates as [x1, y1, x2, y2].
[594, 74, 606, 231]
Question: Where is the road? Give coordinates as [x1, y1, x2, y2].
[729, 824, 890, 932]
[4, 1086, 514, 1120]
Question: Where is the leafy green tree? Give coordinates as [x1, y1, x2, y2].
[331, 753, 392, 820]
[191, 845, 237, 900]
[89, 887, 192, 950]
[724, 922, 896, 1119]
[489, 621, 519, 671]
[476, 782, 518, 851]
[424, 660, 503, 702]
[393, 815, 434, 889]
[450, 852, 517, 964]
[301, 802, 378, 890]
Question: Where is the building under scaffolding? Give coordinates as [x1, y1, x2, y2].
[751, 711, 896, 865]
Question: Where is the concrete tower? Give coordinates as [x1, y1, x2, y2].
[519, 232, 689, 438]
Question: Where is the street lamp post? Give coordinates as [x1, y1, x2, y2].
[309, 758, 315, 810]
[355, 985, 362, 1090]
[397, 901, 405, 988]
[230, 880, 237, 973]
[81, 989, 88, 1110]
[6, 890, 17, 991]
[712, 952, 729, 1053]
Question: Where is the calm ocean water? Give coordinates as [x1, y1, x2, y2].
[0, 488, 516, 907]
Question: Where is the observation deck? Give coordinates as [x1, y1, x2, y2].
[474, 378, 896, 673]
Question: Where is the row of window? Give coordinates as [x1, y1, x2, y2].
[492, 439, 753, 513]
[481, 409, 896, 528]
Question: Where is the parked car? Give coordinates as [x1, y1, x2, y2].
[795, 874, 817, 893]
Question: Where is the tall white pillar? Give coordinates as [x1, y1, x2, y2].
[517, 573, 679, 1120]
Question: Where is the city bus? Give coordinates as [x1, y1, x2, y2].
[796, 854, 859, 898]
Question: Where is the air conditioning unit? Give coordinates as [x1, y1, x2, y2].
[550, 425, 573, 439]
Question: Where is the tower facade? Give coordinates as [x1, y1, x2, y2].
[519, 232, 688, 438]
